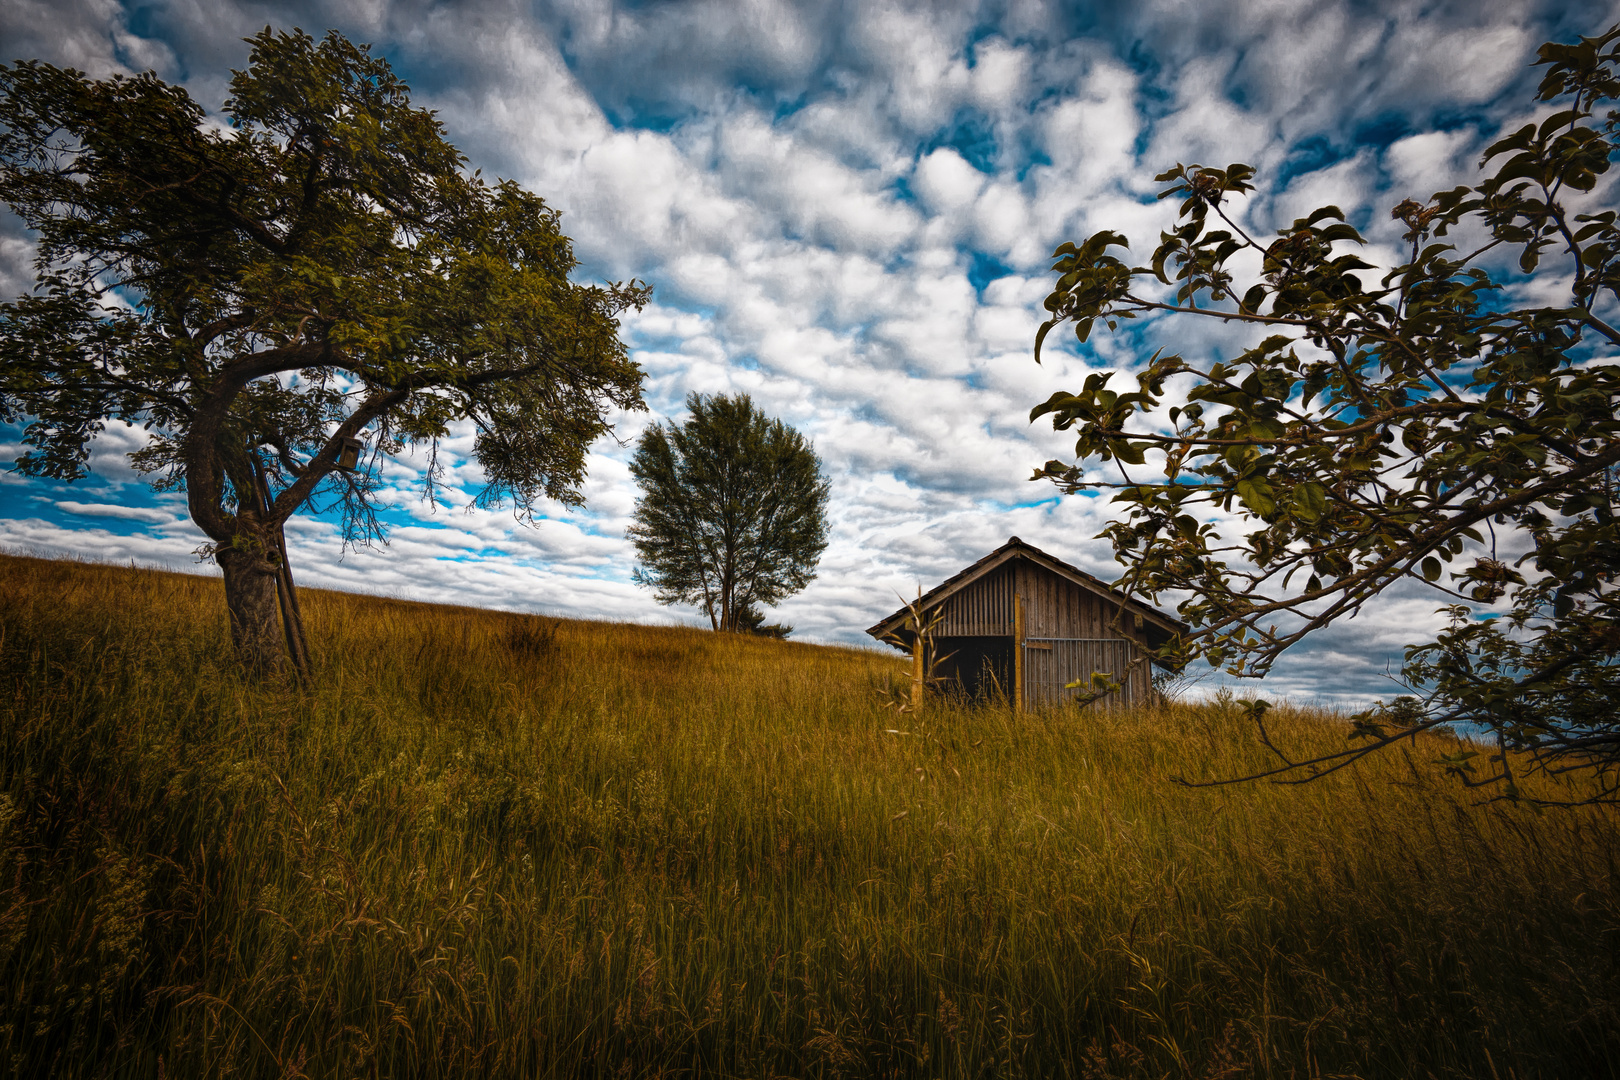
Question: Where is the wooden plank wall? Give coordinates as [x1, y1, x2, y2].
[1013, 561, 1135, 639]
[1024, 639, 1138, 707]
[1016, 563, 1155, 705]
[922, 557, 1158, 708]
[930, 560, 1148, 642]
[932, 565, 1015, 636]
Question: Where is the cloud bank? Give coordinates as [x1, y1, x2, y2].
[3, 0, 1611, 704]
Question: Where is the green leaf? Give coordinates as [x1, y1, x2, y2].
[1235, 477, 1276, 517]
[1113, 440, 1148, 465]
[1290, 482, 1327, 522]
[1033, 318, 1058, 364]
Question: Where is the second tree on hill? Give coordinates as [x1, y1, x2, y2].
[628, 393, 830, 634]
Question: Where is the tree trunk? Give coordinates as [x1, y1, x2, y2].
[217, 544, 286, 675]
[720, 548, 735, 631]
[254, 465, 310, 679]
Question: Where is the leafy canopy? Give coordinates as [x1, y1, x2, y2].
[0, 28, 648, 553]
[628, 393, 830, 633]
[1031, 25, 1620, 803]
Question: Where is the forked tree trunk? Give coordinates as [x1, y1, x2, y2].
[217, 544, 286, 675]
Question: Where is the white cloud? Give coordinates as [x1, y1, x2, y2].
[1383, 129, 1474, 197]
[55, 501, 176, 524]
[1, 0, 1599, 706]
[913, 147, 985, 216]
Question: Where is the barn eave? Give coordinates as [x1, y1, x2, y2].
[865, 536, 1188, 662]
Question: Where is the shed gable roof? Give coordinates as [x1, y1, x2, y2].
[865, 536, 1188, 644]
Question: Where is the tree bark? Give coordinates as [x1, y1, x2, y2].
[217, 544, 286, 675]
[254, 464, 310, 679]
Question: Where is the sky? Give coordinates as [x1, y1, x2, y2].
[1, 0, 1614, 705]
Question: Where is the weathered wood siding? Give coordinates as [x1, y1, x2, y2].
[924, 557, 1157, 708]
[928, 558, 1145, 639]
[1022, 639, 1151, 707]
[930, 564, 1017, 636]
[1012, 560, 1140, 639]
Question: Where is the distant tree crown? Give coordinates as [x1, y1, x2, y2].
[628, 393, 829, 633]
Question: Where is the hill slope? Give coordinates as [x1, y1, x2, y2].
[1, 553, 1616, 1078]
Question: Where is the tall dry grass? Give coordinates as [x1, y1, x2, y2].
[0, 552, 1616, 1078]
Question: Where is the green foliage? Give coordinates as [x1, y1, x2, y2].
[628, 392, 830, 631]
[735, 602, 794, 638]
[1031, 24, 1620, 801]
[2, 554, 1618, 1078]
[0, 29, 647, 664]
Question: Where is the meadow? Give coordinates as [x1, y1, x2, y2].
[1, 552, 1616, 1079]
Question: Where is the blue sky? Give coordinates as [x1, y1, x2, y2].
[2, 0, 1613, 704]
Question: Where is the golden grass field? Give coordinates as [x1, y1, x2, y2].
[1, 552, 1616, 1078]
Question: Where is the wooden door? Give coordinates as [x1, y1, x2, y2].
[1022, 638, 1136, 708]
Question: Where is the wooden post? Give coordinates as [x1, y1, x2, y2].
[1013, 593, 1025, 713]
[275, 513, 311, 672]
[911, 625, 926, 716]
[255, 464, 310, 681]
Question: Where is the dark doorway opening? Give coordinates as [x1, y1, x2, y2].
[935, 636, 1015, 703]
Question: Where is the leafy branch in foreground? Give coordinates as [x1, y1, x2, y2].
[1030, 25, 1620, 804]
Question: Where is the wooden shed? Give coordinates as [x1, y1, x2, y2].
[866, 537, 1187, 710]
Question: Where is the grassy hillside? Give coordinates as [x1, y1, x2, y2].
[1, 553, 1616, 1079]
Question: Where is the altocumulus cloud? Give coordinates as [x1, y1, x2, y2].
[54, 502, 177, 525]
[1, 0, 1611, 704]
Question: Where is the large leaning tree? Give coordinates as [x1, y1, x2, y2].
[628, 393, 830, 633]
[0, 29, 648, 673]
[1031, 25, 1620, 803]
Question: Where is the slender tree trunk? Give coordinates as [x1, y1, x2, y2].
[721, 546, 736, 631]
[217, 544, 286, 675]
[270, 537, 310, 678]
